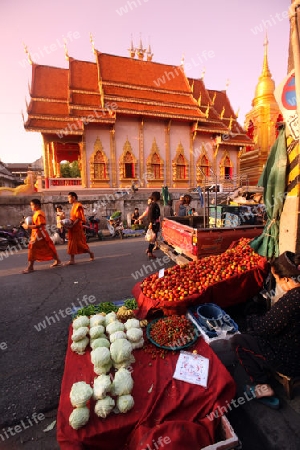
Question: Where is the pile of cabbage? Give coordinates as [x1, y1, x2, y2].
[68, 311, 143, 428]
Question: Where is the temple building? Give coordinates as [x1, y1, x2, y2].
[24, 40, 251, 192]
[240, 38, 283, 185]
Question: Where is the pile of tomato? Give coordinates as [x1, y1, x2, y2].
[141, 238, 263, 302]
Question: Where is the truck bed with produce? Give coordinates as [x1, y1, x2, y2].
[160, 214, 264, 265]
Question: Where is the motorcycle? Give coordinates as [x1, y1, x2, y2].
[83, 212, 102, 242]
[0, 218, 30, 248]
[106, 212, 124, 239]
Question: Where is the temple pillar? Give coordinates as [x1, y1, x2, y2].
[189, 132, 195, 187]
[165, 120, 171, 186]
[79, 140, 87, 187]
[110, 126, 117, 187]
[139, 119, 144, 187]
[42, 136, 50, 188]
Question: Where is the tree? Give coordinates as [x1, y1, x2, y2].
[60, 160, 80, 178]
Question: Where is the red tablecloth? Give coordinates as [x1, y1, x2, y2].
[57, 327, 236, 450]
[132, 258, 269, 319]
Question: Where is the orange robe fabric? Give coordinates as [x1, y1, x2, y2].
[28, 210, 58, 262]
[67, 202, 90, 255]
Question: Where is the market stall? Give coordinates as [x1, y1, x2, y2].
[57, 322, 236, 449]
[133, 238, 269, 319]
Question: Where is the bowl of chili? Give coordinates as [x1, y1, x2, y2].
[146, 315, 199, 350]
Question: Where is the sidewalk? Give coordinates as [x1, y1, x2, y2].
[228, 380, 300, 450]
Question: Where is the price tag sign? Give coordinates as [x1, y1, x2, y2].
[158, 268, 164, 278]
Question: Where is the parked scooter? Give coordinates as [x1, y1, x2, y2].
[83, 211, 102, 242]
[0, 218, 30, 248]
[106, 212, 124, 239]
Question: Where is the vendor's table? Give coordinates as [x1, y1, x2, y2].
[57, 327, 236, 450]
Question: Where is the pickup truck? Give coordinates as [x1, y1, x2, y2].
[160, 216, 264, 265]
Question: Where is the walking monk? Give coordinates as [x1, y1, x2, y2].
[22, 198, 62, 274]
[66, 192, 94, 265]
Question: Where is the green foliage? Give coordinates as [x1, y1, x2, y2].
[60, 160, 81, 178]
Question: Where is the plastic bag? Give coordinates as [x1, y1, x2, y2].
[145, 228, 156, 242]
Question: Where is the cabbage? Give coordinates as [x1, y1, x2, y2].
[106, 321, 125, 336]
[131, 338, 144, 350]
[94, 361, 112, 375]
[117, 395, 134, 413]
[126, 328, 143, 343]
[94, 396, 115, 418]
[91, 347, 111, 367]
[111, 368, 133, 396]
[69, 406, 90, 429]
[93, 374, 112, 400]
[110, 331, 127, 343]
[89, 325, 105, 340]
[124, 318, 140, 330]
[70, 381, 93, 407]
[110, 339, 133, 364]
[72, 326, 89, 342]
[90, 314, 106, 327]
[105, 312, 117, 327]
[90, 337, 110, 350]
[73, 316, 90, 329]
[71, 336, 89, 355]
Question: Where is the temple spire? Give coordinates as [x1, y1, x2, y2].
[146, 39, 153, 61]
[261, 33, 271, 77]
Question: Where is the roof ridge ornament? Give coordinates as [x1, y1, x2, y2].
[90, 32, 95, 55]
[128, 35, 136, 58]
[201, 68, 206, 80]
[23, 43, 33, 65]
[63, 39, 69, 61]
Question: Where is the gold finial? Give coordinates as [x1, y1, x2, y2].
[23, 43, 33, 65]
[181, 54, 185, 67]
[235, 107, 240, 118]
[128, 35, 136, 58]
[90, 32, 95, 54]
[137, 35, 146, 60]
[211, 92, 216, 105]
[220, 106, 225, 119]
[146, 39, 153, 61]
[228, 115, 233, 130]
[21, 110, 25, 124]
[197, 92, 201, 106]
[63, 39, 69, 61]
[225, 79, 230, 90]
[190, 79, 194, 93]
[201, 68, 206, 80]
[205, 104, 210, 118]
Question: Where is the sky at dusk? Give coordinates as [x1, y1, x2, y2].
[0, 0, 290, 164]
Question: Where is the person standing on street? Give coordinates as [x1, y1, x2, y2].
[22, 199, 62, 273]
[66, 192, 94, 265]
[146, 191, 161, 259]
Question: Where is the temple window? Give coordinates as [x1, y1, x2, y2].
[172, 143, 188, 181]
[146, 138, 164, 180]
[195, 146, 211, 183]
[89, 137, 109, 181]
[119, 139, 137, 180]
[219, 152, 233, 179]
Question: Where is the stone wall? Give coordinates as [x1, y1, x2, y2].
[0, 192, 202, 230]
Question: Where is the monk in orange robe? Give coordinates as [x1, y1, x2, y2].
[66, 191, 94, 265]
[22, 199, 62, 273]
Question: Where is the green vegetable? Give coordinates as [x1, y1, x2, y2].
[124, 298, 138, 310]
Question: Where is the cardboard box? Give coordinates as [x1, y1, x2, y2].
[201, 415, 240, 450]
